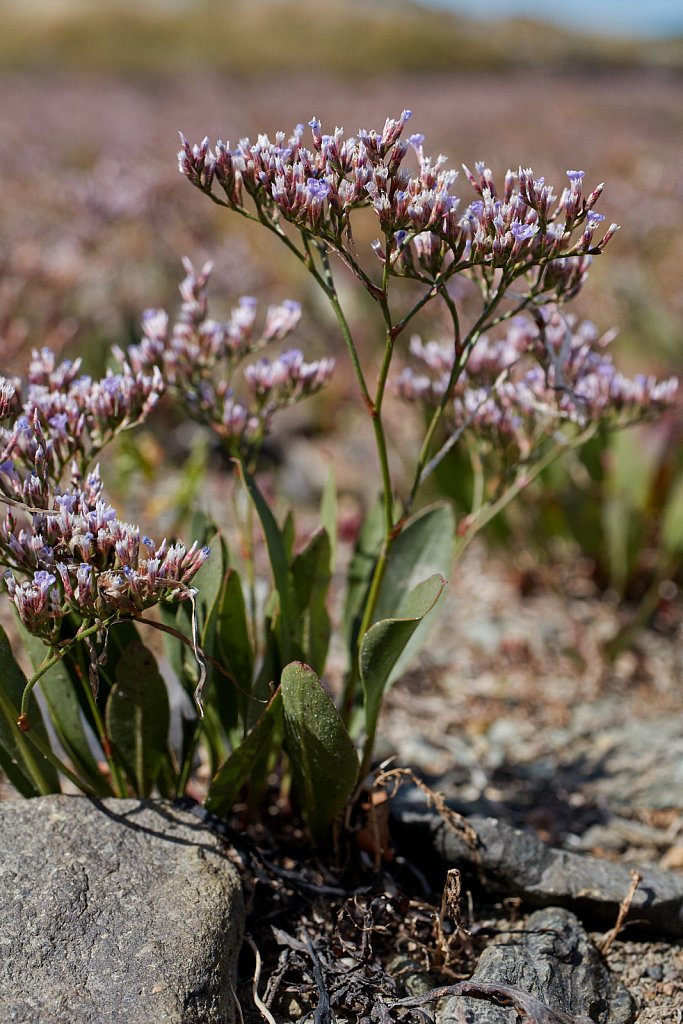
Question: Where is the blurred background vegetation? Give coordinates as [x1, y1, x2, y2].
[2, 0, 683, 75]
[1, 0, 683, 647]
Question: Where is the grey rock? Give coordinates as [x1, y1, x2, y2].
[439, 908, 634, 1024]
[395, 803, 683, 937]
[0, 796, 245, 1024]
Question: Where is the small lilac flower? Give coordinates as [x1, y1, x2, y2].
[566, 170, 585, 183]
[263, 300, 302, 342]
[0, 382, 18, 421]
[510, 223, 539, 242]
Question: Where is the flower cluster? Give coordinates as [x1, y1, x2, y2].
[0, 349, 164, 513]
[0, 381, 19, 422]
[0, 347, 205, 643]
[1, 464, 209, 639]
[397, 307, 678, 454]
[179, 113, 617, 293]
[124, 258, 335, 453]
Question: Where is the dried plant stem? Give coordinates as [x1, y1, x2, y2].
[598, 869, 642, 954]
[244, 936, 278, 1024]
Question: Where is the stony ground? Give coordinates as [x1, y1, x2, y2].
[2, 532, 682, 1021]
[192, 522, 683, 1023]
[375, 542, 683, 1022]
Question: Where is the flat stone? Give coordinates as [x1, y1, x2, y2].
[394, 799, 683, 937]
[0, 796, 245, 1024]
[439, 908, 634, 1024]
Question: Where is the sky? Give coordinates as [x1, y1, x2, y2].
[416, 0, 683, 38]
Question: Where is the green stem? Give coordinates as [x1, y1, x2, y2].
[76, 655, 128, 799]
[392, 283, 439, 336]
[224, 200, 397, 550]
[405, 277, 511, 516]
[319, 252, 374, 408]
[454, 424, 599, 562]
[231, 482, 258, 658]
[373, 251, 394, 413]
[0, 687, 98, 795]
[19, 618, 114, 724]
[340, 525, 397, 727]
[339, 253, 404, 722]
[19, 651, 64, 723]
[467, 434, 486, 518]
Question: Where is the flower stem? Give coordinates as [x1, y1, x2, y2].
[75, 650, 128, 799]
[0, 686, 98, 795]
[405, 278, 510, 516]
[455, 423, 600, 561]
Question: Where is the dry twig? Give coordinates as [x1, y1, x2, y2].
[597, 868, 642, 954]
[245, 935, 278, 1024]
[374, 766, 479, 849]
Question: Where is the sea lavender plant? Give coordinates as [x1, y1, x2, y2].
[175, 112, 676, 831]
[0, 110, 676, 838]
[121, 257, 334, 460]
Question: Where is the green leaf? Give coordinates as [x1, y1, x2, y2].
[239, 463, 293, 663]
[281, 508, 296, 564]
[607, 428, 654, 511]
[319, 466, 337, 574]
[20, 625, 111, 796]
[373, 502, 454, 682]
[603, 431, 652, 591]
[197, 532, 230, 640]
[281, 662, 359, 840]
[661, 476, 683, 554]
[160, 599, 190, 691]
[290, 528, 332, 674]
[92, 619, 146, 709]
[374, 503, 454, 620]
[0, 625, 61, 795]
[105, 642, 171, 797]
[0, 742, 38, 797]
[360, 574, 446, 744]
[199, 702, 229, 778]
[189, 506, 219, 551]
[213, 568, 255, 735]
[204, 689, 283, 815]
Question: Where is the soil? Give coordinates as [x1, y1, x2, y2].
[213, 539, 683, 1023]
[379, 542, 683, 1022]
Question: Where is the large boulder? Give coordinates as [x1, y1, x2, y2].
[0, 796, 245, 1024]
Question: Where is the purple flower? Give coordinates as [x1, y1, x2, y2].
[510, 223, 539, 242]
[305, 178, 330, 202]
[33, 570, 56, 590]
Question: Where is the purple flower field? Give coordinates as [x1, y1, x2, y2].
[1, 68, 681, 374]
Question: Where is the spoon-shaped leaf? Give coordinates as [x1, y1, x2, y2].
[281, 662, 359, 840]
